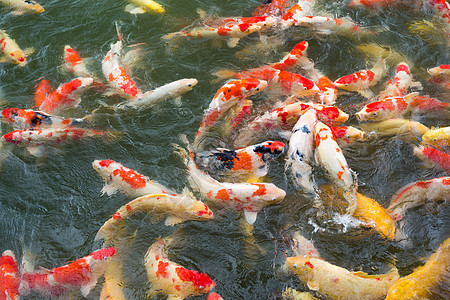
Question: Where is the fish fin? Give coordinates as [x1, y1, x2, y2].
[165, 215, 184, 226]
[358, 89, 374, 99]
[254, 165, 268, 178]
[196, 8, 208, 20]
[26, 145, 45, 157]
[167, 295, 184, 300]
[278, 130, 292, 140]
[211, 68, 236, 80]
[11, 10, 26, 16]
[125, 4, 146, 14]
[173, 96, 182, 107]
[21, 247, 37, 274]
[0, 55, 6, 63]
[101, 183, 118, 196]
[24, 48, 35, 57]
[80, 277, 98, 297]
[226, 38, 241, 48]
[244, 211, 258, 225]
[306, 280, 319, 291]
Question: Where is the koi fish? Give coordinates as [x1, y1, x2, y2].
[34, 78, 53, 108]
[0, 0, 44, 15]
[144, 238, 215, 299]
[359, 118, 429, 138]
[286, 256, 399, 300]
[207, 292, 224, 300]
[426, 0, 450, 27]
[333, 60, 386, 99]
[413, 145, 450, 172]
[282, 287, 318, 300]
[314, 122, 357, 214]
[348, 0, 412, 9]
[96, 193, 214, 241]
[355, 92, 419, 121]
[193, 140, 285, 180]
[63, 45, 93, 78]
[428, 64, 450, 77]
[316, 75, 338, 105]
[116, 78, 198, 109]
[285, 108, 319, 196]
[291, 231, 321, 257]
[1, 107, 85, 130]
[178, 146, 286, 225]
[422, 126, 450, 148]
[271, 40, 316, 74]
[99, 257, 126, 300]
[281, 1, 317, 28]
[124, 0, 164, 14]
[329, 126, 366, 147]
[19, 247, 116, 298]
[92, 159, 175, 198]
[0, 250, 20, 300]
[377, 62, 422, 99]
[37, 77, 94, 114]
[0, 29, 32, 67]
[252, 0, 289, 17]
[353, 193, 395, 239]
[163, 16, 277, 48]
[385, 237, 450, 300]
[387, 176, 450, 222]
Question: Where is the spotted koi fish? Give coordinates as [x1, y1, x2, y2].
[377, 62, 422, 99]
[1, 107, 85, 130]
[316, 75, 338, 105]
[124, 0, 164, 14]
[314, 122, 357, 214]
[194, 140, 285, 180]
[348, 0, 410, 9]
[385, 237, 450, 300]
[144, 238, 215, 299]
[92, 159, 175, 198]
[252, 0, 289, 17]
[271, 41, 315, 73]
[37, 77, 94, 114]
[286, 256, 399, 300]
[0, 250, 20, 300]
[329, 126, 366, 147]
[414, 145, 450, 173]
[0, 29, 31, 66]
[63, 45, 92, 78]
[422, 126, 450, 148]
[163, 16, 277, 48]
[333, 60, 386, 99]
[19, 247, 116, 298]
[387, 177, 450, 222]
[285, 109, 318, 196]
[355, 92, 419, 121]
[426, 0, 450, 27]
[0, 0, 44, 14]
[281, 1, 317, 28]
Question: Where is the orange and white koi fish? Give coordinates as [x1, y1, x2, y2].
[96, 193, 213, 241]
[34, 78, 53, 108]
[194, 140, 285, 179]
[353, 193, 395, 240]
[285, 109, 318, 196]
[377, 62, 422, 99]
[333, 60, 385, 98]
[0, 250, 20, 300]
[281, 1, 317, 28]
[102, 40, 143, 99]
[414, 145, 450, 172]
[252, 0, 289, 17]
[291, 231, 321, 257]
[92, 159, 175, 198]
[19, 247, 115, 298]
[0, 29, 31, 67]
[286, 256, 399, 300]
[63, 45, 92, 78]
[163, 16, 277, 48]
[124, 0, 164, 14]
[1, 107, 85, 130]
[207, 292, 224, 300]
[117, 78, 198, 109]
[329, 126, 366, 147]
[355, 92, 419, 121]
[37, 77, 94, 114]
[422, 126, 450, 148]
[385, 237, 450, 300]
[180, 147, 286, 225]
[144, 238, 215, 299]
[0, 0, 44, 15]
[428, 64, 450, 77]
[387, 176, 450, 222]
[316, 75, 338, 105]
[314, 122, 357, 214]
[359, 118, 429, 138]
[426, 0, 450, 27]
[348, 0, 412, 9]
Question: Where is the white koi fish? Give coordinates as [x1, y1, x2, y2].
[0, 0, 44, 14]
[92, 159, 176, 197]
[0, 29, 32, 66]
[377, 62, 422, 99]
[124, 0, 164, 14]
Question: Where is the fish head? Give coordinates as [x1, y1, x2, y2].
[286, 256, 315, 281]
[175, 267, 215, 295]
[188, 201, 215, 221]
[179, 78, 198, 93]
[331, 126, 365, 146]
[253, 183, 286, 203]
[355, 102, 390, 121]
[290, 74, 320, 96]
[207, 292, 223, 300]
[2, 130, 23, 144]
[316, 105, 349, 124]
[281, 4, 302, 28]
[290, 41, 309, 57]
[24, 0, 45, 13]
[142, 0, 165, 13]
[253, 140, 285, 162]
[241, 78, 268, 97]
[333, 74, 359, 91]
[1, 108, 20, 123]
[427, 64, 450, 77]
[92, 159, 117, 179]
[9, 50, 27, 67]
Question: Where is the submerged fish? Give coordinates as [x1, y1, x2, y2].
[359, 118, 429, 138]
[0, 250, 20, 300]
[124, 0, 164, 14]
[0, 0, 44, 15]
[413, 145, 450, 172]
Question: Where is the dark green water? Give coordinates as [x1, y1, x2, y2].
[0, 0, 449, 299]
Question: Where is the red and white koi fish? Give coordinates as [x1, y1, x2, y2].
[0, 0, 44, 15]
[329, 126, 366, 147]
[193, 140, 285, 180]
[117, 78, 198, 109]
[19, 247, 116, 298]
[286, 256, 399, 300]
[0, 29, 32, 67]
[180, 147, 286, 225]
[144, 238, 215, 299]
[426, 0, 450, 27]
[96, 193, 214, 241]
[387, 177, 450, 220]
[1, 107, 85, 130]
[285, 109, 318, 196]
[333, 60, 386, 99]
[92, 159, 175, 198]
[428, 64, 450, 77]
[316, 75, 338, 105]
[377, 62, 422, 99]
[348, 0, 412, 9]
[0, 250, 20, 300]
[314, 122, 357, 214]
[281, 1, 317, 28]
[34, 78, 53, 108]
[355, 92, 419, 121]
[163, 16, 278, 48]
[414, 145, 450, 173]
[37, 77, 94, 114]
[102, 40, 143, 99]
[63, 45, 93, 78]
[271, 40, 315, 73]
[291, 231, 321, 257]
[207, 292, 224, 300]
[422, 126, 450, 149]
[252, 0, 289, 17]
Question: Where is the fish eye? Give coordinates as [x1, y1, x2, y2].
[256, 88, 260, 91]
[303, 86, 307, 90]
[372, 112, 377, 116]
[188, 84, 192, 87]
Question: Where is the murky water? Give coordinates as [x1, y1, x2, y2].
[0, 0, 449, 299]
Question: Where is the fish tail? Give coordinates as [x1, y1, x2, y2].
[211, 69, 237, 81]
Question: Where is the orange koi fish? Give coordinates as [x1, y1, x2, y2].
[37, 77, 94, 114]
[92, 159, 175, 198]
[63, 45, 93, 78]
[316, 75, 338, 105]
[34, 78, 53, 108]
[355, 92, 419, 121]
[414, 145, 450, 173]
[0, 250, 20, 300]
[144, 238, 215, 299]
[96, 193, 214, 241]
[207, 292, 224, 300]
[348, 0, 413, 9]
[0, 0, 44, 15]
[286, 256, 399, 300]
[270, 40, 315, 73]
[1, 108, 85, 130]
[194, 140, 285, 179]
[19, 247, 116, 298]
[329, 126, 366, 147]
[0, 29, 32, 66]
[377, 62, 422, 99]
[385, 237, 450, 300]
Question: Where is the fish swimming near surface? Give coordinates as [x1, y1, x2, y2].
[281, 1, 318, 28]
[0, 250, 20, 300]
[377, 62, 422, 99]
[359, 118, 429, 138]
[413, 145, 450, 172]
[0, 0, 44, 15]
[124, 0, 164, 14]
[144, 238, 215, 299]
[92, 159, 176, 198]
[63, 45, 94, 79]
[329, 126, 366, 147]
[0, 29, 32, 67]
[421, 126, 450, 148]
[428, 64, 450, 90]
[291, 231, 321, 258]
[286, 256, 399, 300]
[19, 247, 116, 298]
[34, 78, 53, 108]
[207, 291, 224, 300]
[252, 0, 290, 17]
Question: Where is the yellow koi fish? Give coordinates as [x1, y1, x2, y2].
[0, 29, 32, 66]
[0, 0, 44, 15]
[124, 0, 164, 14]
[359, 118, 429, 138]
[422, 126, 450, 148]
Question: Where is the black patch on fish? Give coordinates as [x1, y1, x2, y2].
[253, 142, 283, 162]
[193, 150, 238, 172]
[295, 149, 304, 160]
[263, 0, 273, 4]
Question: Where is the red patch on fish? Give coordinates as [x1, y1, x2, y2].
[304, 261, 314, 269]
[216, 189, 230, 200]
[112, 168, 147, 189]
[251, 183, 267, 197]
[175, 267, 215, 290]
[156, 261, 170, 278]
[99, 159, 114, 167]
